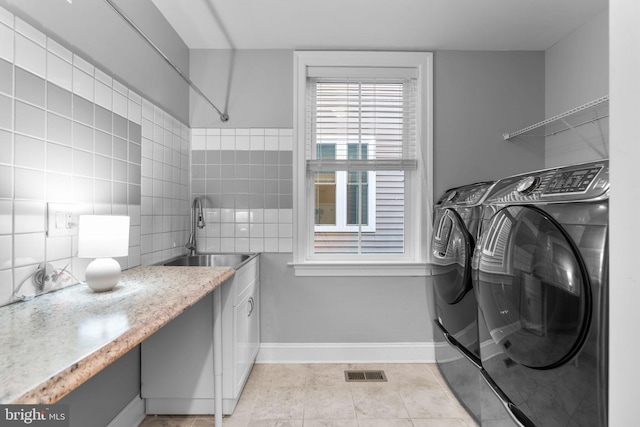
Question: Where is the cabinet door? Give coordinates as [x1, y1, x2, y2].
[247, 283, 260, 363]
[141, 295, 214, 399]
[233, 282, 258, 397]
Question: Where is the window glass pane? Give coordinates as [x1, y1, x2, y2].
[346, 143, 368, 226]
[347, 177, 368, 225]
[315, 171, 405, 253]
[317, 144, 336, 160]
[316, 171, 335, 184]
[347, 143, 358, 160]
[315, 144, 336, 225]
[308, 76, 416, 255]
[315, 181, 336, 225]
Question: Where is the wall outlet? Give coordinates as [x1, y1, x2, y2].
[46, 203, 80, 237]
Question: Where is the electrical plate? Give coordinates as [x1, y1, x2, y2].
[46, 203, 79, 237]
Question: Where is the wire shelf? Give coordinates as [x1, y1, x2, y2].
[503, 96, 609, 140]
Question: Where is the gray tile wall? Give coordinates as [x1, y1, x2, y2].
[191, 129, 293, 253]
[191, 149, 293, 209]
[0, 7, 190, 307]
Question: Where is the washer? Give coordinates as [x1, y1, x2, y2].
[431, 181, 494, 422]
[472, 160, 608, 427]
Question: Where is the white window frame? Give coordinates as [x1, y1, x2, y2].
[292, 51, 433, 276]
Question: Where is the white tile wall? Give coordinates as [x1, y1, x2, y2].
[0, 270, 12, 304]
[15, 33, 45, 77]
[0, 23, 13, 62]
[0, 235, 11, 270]
[47, 52, 72, 90]
[139, 100, 190, 266]
[0, 6, 190, 307]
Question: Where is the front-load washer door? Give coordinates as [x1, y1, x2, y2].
[473, 205, 591, 369]
[432, 208, 473, 305]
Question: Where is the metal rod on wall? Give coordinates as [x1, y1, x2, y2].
[102, 0, 229, 122]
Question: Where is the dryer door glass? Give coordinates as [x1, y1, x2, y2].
[474, 205, 591, 369]
[432, 208, 473, 304]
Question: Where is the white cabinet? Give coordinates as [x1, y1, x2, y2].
[221, 258, 260, 409]
[141, 255, 260, 415]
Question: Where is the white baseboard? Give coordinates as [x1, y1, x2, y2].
[256, 342, 437, 364]
[108, 395, 145, 427]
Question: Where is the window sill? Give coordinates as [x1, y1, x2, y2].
[289, 261, 431, 277]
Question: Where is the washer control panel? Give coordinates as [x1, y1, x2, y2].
[484, 160, 609, 204]
[544, 166, 603, 195]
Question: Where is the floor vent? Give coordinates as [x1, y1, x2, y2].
[344, 370, 387, 382]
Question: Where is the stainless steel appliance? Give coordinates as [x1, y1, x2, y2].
[472, 160, 608, 426]
[431, 181, 494, 422]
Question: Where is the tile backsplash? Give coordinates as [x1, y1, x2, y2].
[191, 128, 293, 253]
[0, 7, 190, 307]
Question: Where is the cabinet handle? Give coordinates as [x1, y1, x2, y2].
[248, 297, 254, 317]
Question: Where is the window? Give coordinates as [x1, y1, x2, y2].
[293, 52, 433, 276]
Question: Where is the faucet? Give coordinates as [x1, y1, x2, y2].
[186, 197, 206, 256]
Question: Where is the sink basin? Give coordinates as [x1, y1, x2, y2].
[162, 253, 255, 269]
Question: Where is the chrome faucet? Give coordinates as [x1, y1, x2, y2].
[186, 197, 206, 256]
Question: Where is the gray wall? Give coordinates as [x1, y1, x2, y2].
[58, 346, 141, 427]
[190, 49, 293, 128]
[0, 0, 190, 123]
[260, 253, 432, 343]
[544, 8, 609, 167]
[433, 51, 545, 197]
[187, 50, 546, 345]
[545, 9, 608, 117]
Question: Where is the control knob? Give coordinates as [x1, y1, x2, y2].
[516, 176, 540, 194]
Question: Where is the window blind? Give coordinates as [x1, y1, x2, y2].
[306, 77, 418, 172]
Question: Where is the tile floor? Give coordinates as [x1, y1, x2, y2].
[139, 363, 478, 427]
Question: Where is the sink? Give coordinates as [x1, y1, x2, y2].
[162, 253, 256, 269]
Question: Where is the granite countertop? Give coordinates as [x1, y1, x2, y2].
[0, 265, 235, 404]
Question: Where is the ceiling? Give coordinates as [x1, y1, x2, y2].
[151, 0, 607, 51]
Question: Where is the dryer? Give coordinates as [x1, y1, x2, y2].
[472, 160, 608, 427]
[431, 181, 494, 422]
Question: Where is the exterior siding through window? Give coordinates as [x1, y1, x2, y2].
[314, 170, 404, 253]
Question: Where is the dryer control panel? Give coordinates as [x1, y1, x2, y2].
[440, 181, 494, 207]
[484, 160, 609, 204]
